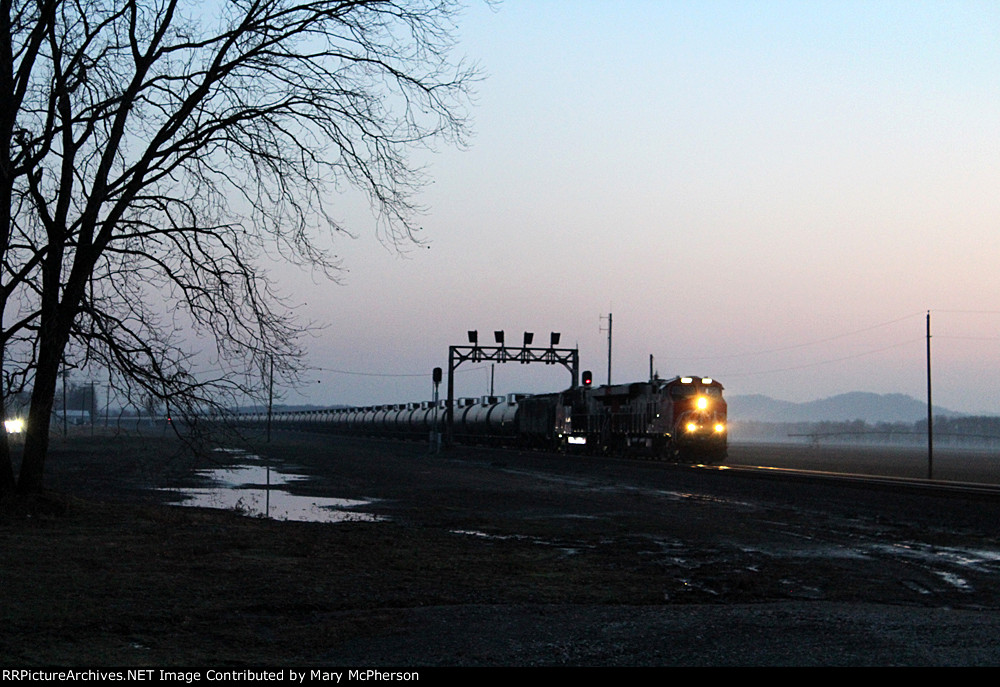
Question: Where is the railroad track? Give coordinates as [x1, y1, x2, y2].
[704, 462, 1000, 498]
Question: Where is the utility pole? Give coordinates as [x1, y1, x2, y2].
[88, 382, 95, 436]
[62, 366, 68, 436]
[431, 367, 442, 454]
[926, 310, 933, 480]
[266, 355, 274, 443]
[600, 313, 612, 385]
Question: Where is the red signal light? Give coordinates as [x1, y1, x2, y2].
[582, 370, 592, 387]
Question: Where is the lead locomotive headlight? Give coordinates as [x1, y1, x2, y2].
[696, 396, 709, 410]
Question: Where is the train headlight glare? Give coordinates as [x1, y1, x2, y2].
[4, 418, 24, 433]
[715, 423, 726, 433]
[696, 396, 708, 410]
[686, 422, 697, 433]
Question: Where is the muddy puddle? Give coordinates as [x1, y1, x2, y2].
[166, 450, 385, 523]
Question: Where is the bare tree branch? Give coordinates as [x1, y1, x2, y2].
[0, 0, 478, 494]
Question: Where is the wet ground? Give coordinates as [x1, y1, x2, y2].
[7, 431, 1000, 666]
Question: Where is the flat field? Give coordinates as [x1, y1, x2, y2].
[3, 431, 1000, 667]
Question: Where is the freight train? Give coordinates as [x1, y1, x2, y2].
[252, 375, 727, 464]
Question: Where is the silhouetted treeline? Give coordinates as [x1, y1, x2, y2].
[732, 416, 1000, 448]
[5, 383, 99, 416]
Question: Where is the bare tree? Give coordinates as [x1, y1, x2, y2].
[0, 0, 477, 495]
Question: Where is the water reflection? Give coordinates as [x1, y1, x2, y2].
[168, 452, 385, 523]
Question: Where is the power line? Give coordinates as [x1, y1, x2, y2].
[311, 365, 488, 379]
[312, 309, 993, 384]
[706, 308, 999, 382]
[936, 335, 1000, 341]
[932, 309, 1000, 316]
[666, 312, 925, 362]
[314, 368, 426, 378]
[719, 337, 925, 379]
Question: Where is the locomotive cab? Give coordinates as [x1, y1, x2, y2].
[661, 376, 727, 462]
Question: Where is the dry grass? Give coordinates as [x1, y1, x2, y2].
[0, 435, 662, 665]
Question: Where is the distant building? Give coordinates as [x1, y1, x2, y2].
[58, 409, 91, 425]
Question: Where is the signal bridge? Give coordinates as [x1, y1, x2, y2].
[443, 330, 581, 447]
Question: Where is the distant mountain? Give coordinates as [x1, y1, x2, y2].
[728, 392, 962, 424]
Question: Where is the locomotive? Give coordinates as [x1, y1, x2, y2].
[520, 375, 727, 462]
[257, 374, 727, 464]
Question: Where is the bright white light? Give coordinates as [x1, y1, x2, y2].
[4, 418, 24, 433]
[567, 436, 587, 445]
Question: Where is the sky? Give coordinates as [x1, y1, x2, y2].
[274, 0, 1000, 415]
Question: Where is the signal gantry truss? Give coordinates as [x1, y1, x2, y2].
[445, 341, 580, 446]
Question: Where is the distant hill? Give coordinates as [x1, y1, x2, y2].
[727, 392, 962, 424]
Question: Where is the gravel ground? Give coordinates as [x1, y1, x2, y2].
[3, 429, 1000, 667]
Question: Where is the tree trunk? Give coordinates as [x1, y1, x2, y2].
[0, 431, 13, 496]
[16, 332, 64, 494]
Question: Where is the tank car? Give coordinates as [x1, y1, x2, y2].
[450, 394, 521, 445]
